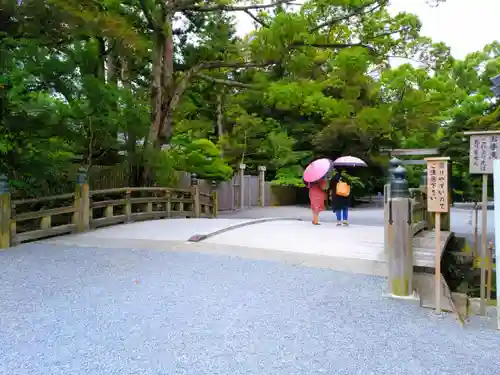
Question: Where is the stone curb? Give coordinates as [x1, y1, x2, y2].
[187, 217, 304, 242]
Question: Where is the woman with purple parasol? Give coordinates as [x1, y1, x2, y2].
[330, 156, 367, 226]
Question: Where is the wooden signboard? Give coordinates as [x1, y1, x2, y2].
[425, 157, 450, 314]
[465, 130, 500, 315]
[493, 159, 500, 329]
[426, 158, 449, 213]
[469, 134, 500, 174]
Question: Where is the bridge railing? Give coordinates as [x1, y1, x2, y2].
[385, 160, 431, 297]
[0, 174, 217, 248]
[409, 188, 428, 236]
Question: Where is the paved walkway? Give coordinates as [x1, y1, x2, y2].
[221, 205, 496, 246]
[219, 205, 386, 226]
[1, 242, 500, 375]
[40, 218, 387, 277]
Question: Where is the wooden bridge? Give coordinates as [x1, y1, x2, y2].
[0, 158, 458, 315]
[384, 160, 456, 314]
[0, 178, 217, 248]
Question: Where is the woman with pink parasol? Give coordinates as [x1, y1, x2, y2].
[303, 158, 332, 225]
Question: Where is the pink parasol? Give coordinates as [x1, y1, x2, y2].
[303, 158, 332, 183]
[332, 156, 367, 168]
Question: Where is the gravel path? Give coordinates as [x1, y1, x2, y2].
[1, 243, 500, 375]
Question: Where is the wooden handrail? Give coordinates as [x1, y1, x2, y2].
[410, 189, 428, 236]
[2, 185, 218, 246]
[13, 193, 75, 205]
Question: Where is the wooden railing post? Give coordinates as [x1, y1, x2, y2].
[239, 164, 246, 209]
[75, 168, 90, 232]
[165, 189, 172, 218]
[211, 181, 218, 218]
[258, 166, 266, 207]
[384, 183, 391, 255]
[0, 174, 11, 248]
[388, 165, 413, 297]
[389, 197, 413, 296]
[125, 189, 132, 222]
[384, 158, 400, 256]
[191, 173, 200, 218]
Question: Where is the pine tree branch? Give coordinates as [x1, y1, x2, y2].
[198, 60, 279, 70]
[243, 9, 270, 28]
[176, 0, 295, 12]
[309, 0, 388, 33]
[290, 42, 377, 54]
[196, 73, 258, 89]
[138, 0, 157, 31]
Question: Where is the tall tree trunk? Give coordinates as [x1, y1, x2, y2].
[106, 40, 117, 85]
[159, 15, 175, 145]
[148, 36, 164, 149]
[96, 37, 106, 81]
[142, 32, 165, 185]
[216, 92, 224, 158]
[121, 57, 138, 186]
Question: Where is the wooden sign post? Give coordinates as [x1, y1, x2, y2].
[493, 159, 500, 329]
[464, 130, 500, 315]
[425, 157, 450, 314]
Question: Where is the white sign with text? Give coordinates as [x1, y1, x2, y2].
[469, 134, 500, 174]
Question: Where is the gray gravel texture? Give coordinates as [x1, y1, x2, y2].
[1, 243, 500, 375]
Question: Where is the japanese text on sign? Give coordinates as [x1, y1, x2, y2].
[469, 135, 500, 174]
[427, 160, 448, 213]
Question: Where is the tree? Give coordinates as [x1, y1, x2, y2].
[3, 0, 498, 201]
[439, 42, 500, 201]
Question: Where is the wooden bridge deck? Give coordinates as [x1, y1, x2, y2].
[413, 230, 453, 272]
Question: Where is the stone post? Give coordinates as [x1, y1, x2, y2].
[75, 167, 90, 232]
[258, 166, 266, 207]
[388, 166, 413, 297]
[191, 173, 200, 218]
[0, 174, 11, 248]
[239, 164, 246, 209]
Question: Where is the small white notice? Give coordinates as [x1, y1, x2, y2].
[469, 134, 500, 174]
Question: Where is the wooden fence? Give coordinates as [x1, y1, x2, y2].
[1, 183, 216, 248]
[176, 170, 272, 211]
[78, 166, 273, 212]
[409, 188, 429, 236]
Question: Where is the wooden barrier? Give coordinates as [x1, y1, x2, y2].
[385, 184, 431, 297]
[0, 183, 217, 248]
[388, 198, 413, 296]
[11, 193, 78, 245]
[409, 188, 429, 236]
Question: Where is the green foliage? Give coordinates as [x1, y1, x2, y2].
[0, 38, 76, 196]
[271, 165, 305, 187]
[169, 135, 233, 181]
[2, 0, 499, 200]
[142, 147, 179, 187]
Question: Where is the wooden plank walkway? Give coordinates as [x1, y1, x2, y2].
[413, 230, 453, 271]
